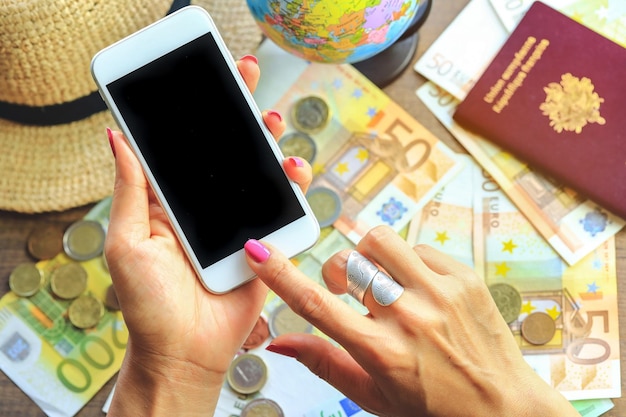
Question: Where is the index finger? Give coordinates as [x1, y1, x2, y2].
[244, 239, 373, 347]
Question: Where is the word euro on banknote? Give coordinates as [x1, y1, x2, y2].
[416, 81, 624, 265]
[472, 163, 620, 401]
[0, 197, 127, 417]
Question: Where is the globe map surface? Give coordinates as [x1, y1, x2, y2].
[247, 0, 422, 64]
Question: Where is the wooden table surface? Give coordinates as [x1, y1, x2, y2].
[1, 1, 624, 415]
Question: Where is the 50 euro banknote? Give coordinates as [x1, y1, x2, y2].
[254, 40, 465, 245]
[416, 81, 624, 265]
[0, 198, 128, 417]
[407, 153, 475, 268]
[472, 163, 621, 400]
[409, 154, 621, 400]
[414, 0, 625, 103]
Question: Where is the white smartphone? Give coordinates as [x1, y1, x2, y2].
[91, 5, 320, 294]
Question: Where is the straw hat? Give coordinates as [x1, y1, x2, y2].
[0, 0, 262, 213]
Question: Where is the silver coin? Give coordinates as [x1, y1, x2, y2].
[63, 220, 106, 261]
[305, 187, 342, 228]
[227, 353, 268, 394]
[241, 398, 284, 417]
[278, 131, 317, 163]
[291, 95, 330, 133]
[268, 302, 313, 338]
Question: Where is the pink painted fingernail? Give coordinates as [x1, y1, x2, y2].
[288, 156, 304, 167]
[266, 344, 299, 358]
[106, 127, 116, 158]
[244, 239, 270, 263]
[267, 110, 283, 122]
[240, 54, 258, 65]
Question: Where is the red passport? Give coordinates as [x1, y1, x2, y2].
[453, 1, 626, 220]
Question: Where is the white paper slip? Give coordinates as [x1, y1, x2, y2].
[413, 0, 508, 101]
[488, 0, 576, 32]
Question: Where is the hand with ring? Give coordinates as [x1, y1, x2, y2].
[244, 225, 580, 417]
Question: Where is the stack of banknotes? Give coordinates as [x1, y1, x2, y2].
[3, 2, 623, 414]
[413, 0, 626, 414]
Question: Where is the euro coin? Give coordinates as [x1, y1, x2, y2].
[27, 223, 64, 260]
[306, 187, 342, 228]
[227, 353, 268, 394]
[9, 262, 44, 297]
[278, 131, 317, 163]
[488, 282, 522, 324]
[291, 95, 330, 133]
[241, 398, 284, 417]
[63, 220, 106, 261]
[268, 302, 313, 338]
[68, 294, 104, 329]
[50, 262, 88, 300]
[521, 312, 556, 345]
[242, 315, 270, 350]
[104, 284, 121, 311]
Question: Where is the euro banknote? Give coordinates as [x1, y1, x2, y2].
[407, 153, 475, 268]
[416, 81, 624, 265]
[471, 161, 621, 400]
[415, 0, 626, 103]
[254, 40, 464, 245]
[0, 197, 127, 417]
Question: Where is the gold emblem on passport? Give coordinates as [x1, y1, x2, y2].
[540, 73, 606, 134]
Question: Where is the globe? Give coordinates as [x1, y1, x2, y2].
[246, 0, 431, 85]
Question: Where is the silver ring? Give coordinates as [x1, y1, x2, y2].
[371, 270, 404, 306]
[346, 251, 377, 303]
[346, 251, 404, 306]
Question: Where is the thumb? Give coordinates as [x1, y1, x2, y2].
[105, 128, 151, 254]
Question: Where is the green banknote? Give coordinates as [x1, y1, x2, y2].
[0, 197, 128, 417]
[572, 398, 615, 416]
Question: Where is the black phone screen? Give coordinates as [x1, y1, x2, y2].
[107, 32, 305, 268]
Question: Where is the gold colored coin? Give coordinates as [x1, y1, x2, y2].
[521, 312, 556, 345]
[306, 187, 342, 228]
[241, 398, 284, 417]
[68, 294, 104, 329]
[104, 284, 121, 311]
[268, 303, 313, 338]
[227, 353, 268, 394]
[63, 220, 106, 261]
[291, 95, 330, 133]
[27, 223, 64, 260]
[50, 262, 88, 300]
[488, 283, 522, 324]
[9, 263, 44, 297]
[278, 131, 317, 163]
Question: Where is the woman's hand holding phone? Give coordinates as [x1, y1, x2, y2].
[91, 6, 320, 294]
[104, 56, 313, 417]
